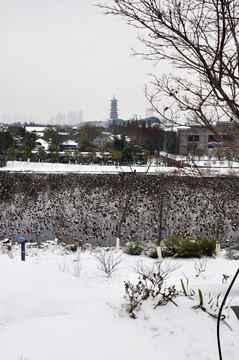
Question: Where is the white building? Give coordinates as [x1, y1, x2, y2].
[25, 126, 46, 138]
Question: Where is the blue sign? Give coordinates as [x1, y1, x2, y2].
[17, 236, 25, 242]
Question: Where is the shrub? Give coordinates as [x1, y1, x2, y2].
[162, 235, 216, 258]
[174, 237, 199, 258]
[124, 236, 216, 259]
[124, 238, 144, 255]
[124, 240, 158, 258]
[124, 266, 179, 318]
[161, 235, 181, 257]
[194, 258, 208, 277]
[196, 237, 216, 257]
[131, 259, 179, 283]
[143, 241, 158, 258]
[225, 244, 239, 260]
[94, 248, 122, 276]
[124, 280, 150, 318]
[176, 237, 216, 258]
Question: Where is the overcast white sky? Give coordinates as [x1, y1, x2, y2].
[0, 0, 159, 124]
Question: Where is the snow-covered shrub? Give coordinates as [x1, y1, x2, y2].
[0, 240, 9, 255]
[57, 237, 78, 252]
[95, 248, 122, 277]
[175, 238, 201, 258]
[57, 258, 85, 279]
[196, 237, 216, 257]
[225, 244, 239, 260]
[175, 237, 216, 258]
[154, 285, 178, 308]
[124, 268, 179, 318]
[162, 235, 216, 258]
[194, 258, 208, 277]
[124, 240, 158, 258]
[124, 280, 151, 318]
[124, 238, 144, 256]
[130, 259, 178, 283]
[161, 235, 181, 257]
[143, 241, 158, 258]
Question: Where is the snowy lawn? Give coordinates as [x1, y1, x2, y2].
[1, 160, 239, 175]
[0, 245, 239, 360]
[0, 161, 164, 174]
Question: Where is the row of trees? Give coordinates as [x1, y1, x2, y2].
[0, 128, 37, 162]
[0, 123, 158, 164]
[110, 119, 176, 154]
[3, 0, 239, 163]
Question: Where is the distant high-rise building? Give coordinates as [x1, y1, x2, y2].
[67, 110, 83, 125]
[1, 113, 34, 124]
[55, 112, 66, 125]
[67, 111, 76, 125]
[110, 95, 118, 120]
[77, 110, 83, 123]
[52, 110, 83, 125]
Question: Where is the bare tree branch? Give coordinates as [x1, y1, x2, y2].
[96, 0, 239, 154]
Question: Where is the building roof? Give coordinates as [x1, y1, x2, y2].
[62, 140, 78, 146]
[25, 126, 46, 132]
[36, 139, 49, 150]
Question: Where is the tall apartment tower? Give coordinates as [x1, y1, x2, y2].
[67, 110, 83, 125]
[110, 95, 118, 120]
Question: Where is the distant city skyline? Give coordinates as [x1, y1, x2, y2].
[0, 0, 160, 124]
[50, 110, 83, 126]
[1, 105, 157, 125]
[1, 110, 83, 125]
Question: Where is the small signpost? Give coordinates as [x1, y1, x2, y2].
[17, 236, 25, 261]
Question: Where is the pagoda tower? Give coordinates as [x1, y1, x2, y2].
[110, 95, 118, 120]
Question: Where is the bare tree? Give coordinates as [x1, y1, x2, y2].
[115, 164, 151, 251]
[97, 0, 239, 153]
[155, 172, 169, 262]
[115, 170, 137, 250]
[95, 248, 122, 277]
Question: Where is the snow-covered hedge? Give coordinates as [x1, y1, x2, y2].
[0, 172, 238, 245]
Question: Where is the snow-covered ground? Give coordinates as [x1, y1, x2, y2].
[0, 161, 161, 174]
[0, 244, 239, 360]
[0, 160, 239, 359]
[1, 160, 239, 175]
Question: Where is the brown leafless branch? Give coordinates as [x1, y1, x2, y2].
[96, 0, 239, 153]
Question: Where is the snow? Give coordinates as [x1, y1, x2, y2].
[35, 139, 49, 150]
[25, 127, 47, 133]
[1, 160, 239, 175]
[0, 160, 239, 359]
[0, 244, 239, 360]
[0, 161, 169, 174]
[25, 127, 46, 138]
[61, 140, 78, 146]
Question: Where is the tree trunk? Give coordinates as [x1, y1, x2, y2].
[116, 171, 137, 246]
[157, 173, 165, 262]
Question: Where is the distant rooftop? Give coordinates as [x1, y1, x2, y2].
[25, 126, 46, 133]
